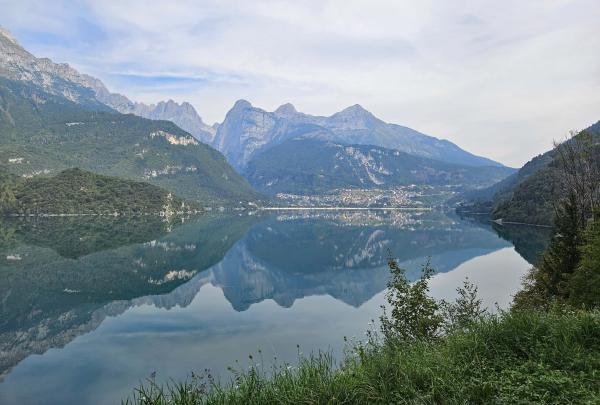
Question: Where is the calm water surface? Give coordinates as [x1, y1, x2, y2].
[0, 210, 550, 404]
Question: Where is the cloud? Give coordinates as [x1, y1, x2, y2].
[1, 0, 599, 166]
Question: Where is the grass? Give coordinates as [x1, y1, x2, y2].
[124, 309, 600, 404]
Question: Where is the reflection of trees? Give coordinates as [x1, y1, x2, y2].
[2, 216, 178, 258]
[456, 212, 552, 266]
[490, 223, 551, 265]
[0, 214, 258, 380]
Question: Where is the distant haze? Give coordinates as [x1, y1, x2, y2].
[1, 0, 599, 167]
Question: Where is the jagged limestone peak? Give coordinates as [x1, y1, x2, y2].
[0, 26, 19, 46]
[274, 102, 297, 116]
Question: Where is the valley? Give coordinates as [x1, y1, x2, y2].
[0, 26, 518, 212]
[1, 9, 599, 405]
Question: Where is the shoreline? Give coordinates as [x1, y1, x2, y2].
[458, 211, 553, 228]
[2, 211, 203, 218]
[493, 220, 552, 228]
[258, 206, 432, 211]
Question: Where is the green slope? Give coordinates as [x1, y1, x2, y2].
[457, 121, 600, 225]
[245, 138, 515, 195]
[0, 167, 199, 215]
[0, 78, 259, 204]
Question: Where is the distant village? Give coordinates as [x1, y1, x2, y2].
[274, 185, 457, 208]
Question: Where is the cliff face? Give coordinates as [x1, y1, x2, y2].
[213, 100, 506, 172]
[126, 100, 216, 144]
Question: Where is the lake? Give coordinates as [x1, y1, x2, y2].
[0, 210, 551, 404]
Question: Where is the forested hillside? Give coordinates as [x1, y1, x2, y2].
[457, 121, 600, 225]
[245, 138, 514, 195]
[0, 168, 198, 215]
[0, 78, 259, 204]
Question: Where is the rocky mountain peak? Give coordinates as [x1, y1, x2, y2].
[325, 104, 379, 131]
[333, 104, 373, 119]
[136, 99, 215, 143]
[232, 99, 252, 111]
[180, 101, 197, 113]
[155, 99, 205, 123]
[274, 102, 297, 116]
[0, 28, 110, 106]
[155, 99, 184, 114]
[0, 26, 19, 46]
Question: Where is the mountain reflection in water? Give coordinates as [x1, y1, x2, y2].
[0, 210, 550, 404]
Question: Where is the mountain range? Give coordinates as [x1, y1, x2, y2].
[0, 29, 258, 204]
[0, 27, 505, 171]
[0, 26, 514, 203]
[212, 99, 505, 172]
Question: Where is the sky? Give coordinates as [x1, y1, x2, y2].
[1, 0, 599, 167]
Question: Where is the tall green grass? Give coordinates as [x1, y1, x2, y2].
[124, 310, 600, 404]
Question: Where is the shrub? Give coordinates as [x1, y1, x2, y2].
[380, 257, 443, 343]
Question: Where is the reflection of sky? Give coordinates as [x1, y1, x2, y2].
[429, 247, 530, 310]
[0, 245, 530, 405]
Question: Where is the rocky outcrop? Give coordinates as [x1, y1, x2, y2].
[121, 100, 216, 144]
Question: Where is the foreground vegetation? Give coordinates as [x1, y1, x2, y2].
[126, 309, 600, 405]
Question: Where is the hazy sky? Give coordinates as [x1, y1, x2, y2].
[1, 0, 599, 166]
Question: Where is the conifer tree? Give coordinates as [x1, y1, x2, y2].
[513, 192, 583, 309]
[536, 192, 583, 299]
[568, 214, 600, 308]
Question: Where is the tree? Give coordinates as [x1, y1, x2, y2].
[510, 129, 600, 310]
[540, 192, 583, 297]
[567, 215, 600, 308]
[553, 130, 600, 226]
[513, 192, 583, 309]
[380, 255, 488, 341]
[380, 257, 442, 342]
[441, 278, 486, 332]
